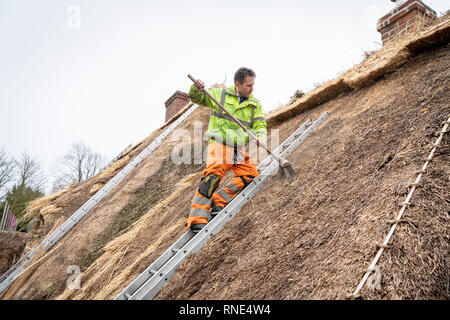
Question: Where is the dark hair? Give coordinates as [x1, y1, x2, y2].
[234, 67, 256, 84]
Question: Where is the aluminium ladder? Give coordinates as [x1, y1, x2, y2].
[115, 112, 329, 300]
[0, 104, 199, 295]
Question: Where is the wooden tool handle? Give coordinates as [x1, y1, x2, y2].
[188, 74, 277, 159]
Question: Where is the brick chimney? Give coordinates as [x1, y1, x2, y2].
[377, 0, 437, 44]
[164, 91, 190, 123]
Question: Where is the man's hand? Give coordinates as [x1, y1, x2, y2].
[194, 79, 205, 92]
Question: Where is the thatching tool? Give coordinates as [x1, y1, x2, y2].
[188, 74, 295, 178]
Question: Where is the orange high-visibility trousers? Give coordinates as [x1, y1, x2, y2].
[185, 142, 259, 229]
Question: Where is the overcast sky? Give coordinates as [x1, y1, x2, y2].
[0, 0, 448, 194]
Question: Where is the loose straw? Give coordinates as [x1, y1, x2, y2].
[348, 114, 449, 299]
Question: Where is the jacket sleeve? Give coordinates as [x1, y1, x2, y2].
[189, 84, 221, 112]
[252, 104, 267, 143]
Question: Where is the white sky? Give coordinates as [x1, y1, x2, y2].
[0, 0, 448, 193]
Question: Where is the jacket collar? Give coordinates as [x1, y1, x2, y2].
[226, 86, 256, 102]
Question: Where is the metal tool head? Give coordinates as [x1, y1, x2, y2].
[279, 158, 295, 179]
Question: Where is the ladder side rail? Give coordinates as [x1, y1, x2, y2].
[0, 246, 41, 292]
[131, 113, 328, 300]
[114, 118, 313, 300]
[41, 105, 199, 252]
[0, 105, 199, 294]
[115, 231, 194, 300]
[281, 113, 328, 158]
[257, 119, 312, 173]
[134, 147, 286, 299]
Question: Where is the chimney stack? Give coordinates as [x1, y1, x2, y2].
[164, 91, 190, 123]
[377, 0, 437, 44]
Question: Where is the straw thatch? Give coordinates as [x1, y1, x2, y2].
[24, 189, 68, 220]
[2, 15, 449, 300]
[157, 40, 449, 299]
[56, 172, 199, 300]
[3, 101, 211, 299]
[89, 155, 132, 195]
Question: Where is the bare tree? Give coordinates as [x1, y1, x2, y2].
[52, 142, 106, 192]
[0, 147, 15, 199]
[15, 152, 46, 192]
[4, 153, 45, 230]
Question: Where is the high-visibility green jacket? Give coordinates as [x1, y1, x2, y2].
[189, 84, 267, 148]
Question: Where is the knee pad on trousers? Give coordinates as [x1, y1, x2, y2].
[198, 174, 220, 198]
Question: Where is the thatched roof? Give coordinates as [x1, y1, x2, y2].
[1, 15, 448, 300]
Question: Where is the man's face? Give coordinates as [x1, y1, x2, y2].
[235, 76, 254, 98]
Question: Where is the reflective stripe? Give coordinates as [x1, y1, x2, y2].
[189, 208, 209, 218]
[253, 116, 266, 122]
[211, 111, 252, 128]
[192, 196, 212, 206]
[201, 94, 207, 106]
[215, 89, 256, 128]
[192, 197, 211, 205]
[250, 106, 255, 127]
[225, 182, 242, 195]
[219, 88, 226, 112]
[218, 189, 234, 203]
